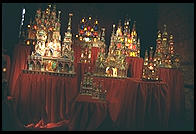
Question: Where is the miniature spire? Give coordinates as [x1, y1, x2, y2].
[144, 49, 148, 60]
[57, 10, 61, 22]
[132, 21, 136, 31]
[118, 19, 122, 28]
[101, 28, 105, 42]
[162, 24, 168, 38]
[157, 30, 161, 38]
[112, 24, 115, 35]
[149, 47, 154, 60]
[67, 13, 73, 33]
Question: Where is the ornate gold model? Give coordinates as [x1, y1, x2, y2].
[94, 20, 130, 78]
[76, 16, 104, 63]
[154, 25, 180, 68]
[142, 47, 159, 81]
[25, 4, 75, 75]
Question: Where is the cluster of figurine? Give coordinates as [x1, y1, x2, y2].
[80, 71, 107, 100]
[24, 4, 75, 74]
[142, 25, 181, 81]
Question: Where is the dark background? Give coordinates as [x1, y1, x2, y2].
[2, 3, 159, 59]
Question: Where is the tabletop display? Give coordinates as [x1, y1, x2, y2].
[5, 4, 185, 131]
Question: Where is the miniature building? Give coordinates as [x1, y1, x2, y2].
[77, 16, 103, 63]
[26, 4, 75, 75]
[154, 24, 180, 68]
[142, 47, 159, 81]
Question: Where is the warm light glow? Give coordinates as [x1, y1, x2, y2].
[95, 20, 98, 24]
[113, 68, 118, 77]
[28, 25, 30, 28]
[149, 65, 153, 70]
[84, 27, 87, 31]
[87, 32, 90, 36]
[76, 34, 78, 38]
[89, 16, 91, 20]
[82, 18, 85, 22]
[27, 40, 30, 45]
[120, 38, 124, 42]
[34, 25, 37, 30]
[3, 68, 6, 72]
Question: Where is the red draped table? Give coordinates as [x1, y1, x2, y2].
[68, 77, 169, 130]
[159, 68, 185, 129]
[9, 44, 31, 96]
[68, 95, 108, 131]
[13, 72, 78, 126]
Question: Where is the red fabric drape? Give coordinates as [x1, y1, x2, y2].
[70, 77, 169, 130]
[9, 45, 185, 130]
[68, 95, 107, 131]
[126, 57, 144, 78]
[13, 73, 78, 125]
[159, 68, 185, 128]
[9, 44, 31, 96]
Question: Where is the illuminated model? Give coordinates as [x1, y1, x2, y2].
[154, 24, 180, 68]
[76, 16, 103, 63]
[124, 20, 140, 57]
[80, 71, 106, 100]
[104, 20, 129, 78]
[142, 47, 159, 81]
[94, 28, 107, 76]
[26, 4, 75, 75]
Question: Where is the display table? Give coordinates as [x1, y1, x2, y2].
[126, 57, 144, 78]
[79, 77, 169, 130]
[114, 78, 169, 130]
[159, 68, 185, 129]
[68, 95, 108, 131]
[13, 72, 78, 125]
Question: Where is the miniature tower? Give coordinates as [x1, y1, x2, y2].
[62, 13, 73, 57]
[142, 47, 159, 81]
[154, 30, 163, 66]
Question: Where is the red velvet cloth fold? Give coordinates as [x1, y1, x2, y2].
[159, 68, 185, 128]
[13, 73, 78, 125]
[9, 44, 31, 96]
[68, 95, 107, 131]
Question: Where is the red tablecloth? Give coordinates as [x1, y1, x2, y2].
[68, 95, 108, 131]
[115, 79, 169, 130]
[126, 57, 144, 78]
[13, 73, 78, 125]
[159, 68, 185, 129]
[9, 44, 31, 96]
[87, 77, 169, 130]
